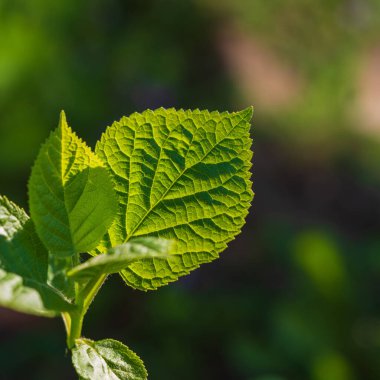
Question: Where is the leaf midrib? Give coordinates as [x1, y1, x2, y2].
[60, 124, 77, 252]
[124, 113, 246, 242]
[81, 340, 121, 380]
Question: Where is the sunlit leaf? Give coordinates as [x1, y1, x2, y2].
[28, 112, 118, 297]
[72, 338, 147, 380]
[29, 111, 117, 257]
[96, 108, 254, 290]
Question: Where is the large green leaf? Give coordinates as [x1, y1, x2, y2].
[68, 237, 173, 282]
[96, 108, 253, 290]
[29, 111, 117, 258]
[0, 196, 74, 316]
[72, 338, 147, 380]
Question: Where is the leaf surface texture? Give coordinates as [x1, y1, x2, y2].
[96, 108, 253, 290]
[72, 338, 147, 380]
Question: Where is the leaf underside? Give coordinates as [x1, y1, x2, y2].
[72, 338, 147, 380]
[0, 196, 73, 316]
[96, 107, 254, 291]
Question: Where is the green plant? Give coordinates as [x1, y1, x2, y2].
[0, 107, 253, 379]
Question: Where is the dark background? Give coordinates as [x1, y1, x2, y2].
[1, 1, 380, 379]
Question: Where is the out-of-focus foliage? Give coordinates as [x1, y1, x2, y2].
[201, 0, 380, 144]
[1, 1, 380, 379]
[0, 0, 228, 206]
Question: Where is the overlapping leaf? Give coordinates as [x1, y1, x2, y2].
[0, 196, 74, 316]
[29, 111, 117, 258]
[96, 108, 254, 290]
[72, 338, 147, 380]
[28, 112, 118, 298]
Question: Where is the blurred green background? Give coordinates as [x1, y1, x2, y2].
[1, 1, 380, 379]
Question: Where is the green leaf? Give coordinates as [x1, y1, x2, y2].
[68, 237, 174, 282]
[72, 338, 147, 380]
[0, 195, 74, 316]
[96, 108, 253, 290]
[29, 111, 117, 258]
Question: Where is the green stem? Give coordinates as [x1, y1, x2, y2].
[63, 274, 107, 349]
[64, 309, 85, 349]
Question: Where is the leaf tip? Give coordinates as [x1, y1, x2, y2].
[59, 110, 68, 129]
[239, 106, 254, 120]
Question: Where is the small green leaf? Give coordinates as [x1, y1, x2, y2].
[29, 111, 117, 258]
[68, 237, 174, 282]
[96, 108, 254, 290]
[0, 195, 74, 316]
[72, 338, 147, 380]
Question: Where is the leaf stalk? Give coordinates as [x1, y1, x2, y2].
[63, 274, 107, 349]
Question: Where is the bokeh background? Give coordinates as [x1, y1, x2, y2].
[1, 1, 380, 379]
